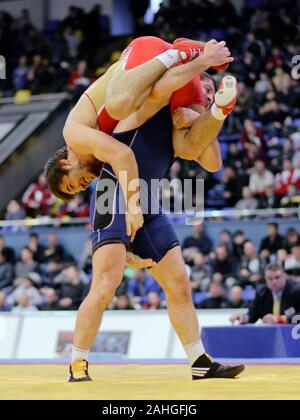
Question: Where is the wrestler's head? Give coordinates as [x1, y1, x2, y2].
[45, 146, 101, 200]
[200, 72, 217, 110]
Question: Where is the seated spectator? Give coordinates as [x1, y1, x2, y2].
[283, 228, 300, 253]
[240, 119, 267, 162]
[209, 245, 237, 289]
[232, 231, 247, 260]
[274, 159, 300, 198]
[0, 250, 14, 294]
[258, 185, 279, 209]
[7, 273, 41, 307]
[231, 263, 300, 324]
[280, 185, 300, 209]
[52, 264, 85, 310]
[26, 233, 47, 263]
[27, 54, 51, 95]
[143, 292, 163, 310]
[259, 223, 284, 259]
[39, 258, 63, 287]
[5, 200, 26, 221]
[57, 193, 89, 219]
[15, 247, 39, 278]
[11, 293, 38, 313]
[235, 187, 259, 212]
[237, 241, 264, 287]
[38, 288, 59, 311]
[12, 55, 28, 91]
[220, 166, 241, 207]
[284, 244, 300, 280]
[191, 252, 212, 292]
[224, 142, 244, 172]
[128, 269, 161, 304]
[227, 285, 250, 309]
[182, 224, 213, 256]
[219, 230, 233, 250]
[0, 235, 15, 264]
[249, 159, 274, 197]
[0, 291, 12, 312]
[22, 174, 55, 217]
[198, 282, 227, 309]
[112, 294, 134, 310]
[43, 234, 67, 262]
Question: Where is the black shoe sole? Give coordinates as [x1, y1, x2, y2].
[193, 364, 245, 380]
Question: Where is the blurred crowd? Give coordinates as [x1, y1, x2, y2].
[1, 220, 300, 313]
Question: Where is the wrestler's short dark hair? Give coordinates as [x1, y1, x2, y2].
[201, 72, 218, 93]
[44, 146, 75, 201]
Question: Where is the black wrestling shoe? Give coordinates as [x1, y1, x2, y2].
[192, 353, 245, 380]
[68, 359, 92, 382]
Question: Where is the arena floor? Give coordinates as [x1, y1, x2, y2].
[0, 360, 300, 400]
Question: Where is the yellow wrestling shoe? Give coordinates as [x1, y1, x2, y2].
[68, 359, 92, 382]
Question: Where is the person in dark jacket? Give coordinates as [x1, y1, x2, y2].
[198, 282, 227, 309]
[259, 223, 284, 259]
[182, 224, 213, 255]
[231, 263, 300, 324]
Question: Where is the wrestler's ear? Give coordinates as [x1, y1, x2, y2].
[59, 159, 72, 170]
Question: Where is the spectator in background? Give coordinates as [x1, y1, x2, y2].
[249, 160, 274, 197]
[232, 230, 247, 261]
[5, 200, 26, 221]
[231, 263, 300, 324]
[12, 55, 28, 91]
[27, 54, 51, 94]
[274, 159, 300, 198]
[240, 119, 266, 162]
[219, 230, 232, 250]
[57, 193, 89, 218]
[0, 291, 12, 312]
[22, 174, 55, 217]
[112, 293, 134, 310]
[280, 184, 300, 209]
[38, 288, 59, 311]
[11, 293, 38, 313]
[40, 258, 62, 288]
[198, 282, 227, 309]
[43, 234, 67, 262]
[283, 228, 300, 254]
[258, 185, 278, 209]
[190, 252, 212, 292]
[53, 264, 85, 310]
[128, 269, 161, 304]
[220, 167, 241, 207]
[15, 247, 39, 278]
[209, 244, 237, 289]
[182, 224, 213, 256]
[0, 250, 14, 294]
[227, 285, 249, 309]
[259, 223, 284, 259]
[237, 241, 264, 287]
[284, 244, 300, 281]
[7, 273, 41, 307]
[143, 291, 163, 310]
[224, 142, 244, 173]
[0, 235, 15, 264]
[26, 233, 46, 263]
[235, 187, 259, 213]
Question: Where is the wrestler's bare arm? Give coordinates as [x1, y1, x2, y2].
[172, 107, 223, 172]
